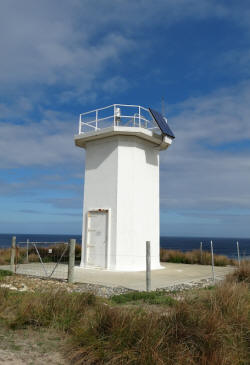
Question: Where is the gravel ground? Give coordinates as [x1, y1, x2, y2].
[0, 274, 131, 297]
[0, 272, 223, 297]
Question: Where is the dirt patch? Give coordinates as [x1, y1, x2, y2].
[0, 325, 68, 365]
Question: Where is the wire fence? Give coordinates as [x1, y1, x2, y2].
[0, 237, 249, 289]
[15, 241, 69, 279]
[0, 237, 79, 282]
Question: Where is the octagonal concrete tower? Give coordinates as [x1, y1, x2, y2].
[75, 104, 175, 271]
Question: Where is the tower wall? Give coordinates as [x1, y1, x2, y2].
[81, 136, 119, 269]
[81, 135, 161, 271]
[116, 136, 160, 270]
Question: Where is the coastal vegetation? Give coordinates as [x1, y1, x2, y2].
[0, 246, 236, 266]
[160, 248, 236, 266]
[0, 261, 249, 364]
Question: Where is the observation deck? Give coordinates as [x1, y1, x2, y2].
[75, 104, 174, 150]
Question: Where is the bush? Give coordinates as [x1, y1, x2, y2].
[227, 260, 250, 284]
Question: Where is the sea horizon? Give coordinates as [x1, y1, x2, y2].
[0, 233, 249, 259]
[1, 232, 250, 240]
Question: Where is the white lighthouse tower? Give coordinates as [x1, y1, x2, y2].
[75, 104, 175, 271]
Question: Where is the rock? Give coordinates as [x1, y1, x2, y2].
[0, 284, 18, 291]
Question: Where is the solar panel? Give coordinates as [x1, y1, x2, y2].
[148, 108, 175, 139]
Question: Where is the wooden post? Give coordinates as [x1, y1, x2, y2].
[200, 242, 203, 264]
[10, 236, 16, 273]
[236, 241, 240, 267]
[146, 241, 151, 292]
[68, 239, 76, 283]
[211, 240, 215, 282]
[26, 239, 29, 263]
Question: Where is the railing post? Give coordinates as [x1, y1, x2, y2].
[10, 236, 16, 273]
[236, 241, 240, 267]
[78, 115, 81, 134]
[68, 239, 76, 283]
[113, 104, 116, 126]
[139, 106, 141, 128]
[95, 110, 98, 131]
[146, 241, 151, 291]
[211, 240, 215, 282]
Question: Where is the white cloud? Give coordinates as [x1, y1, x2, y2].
[160, 81, 250, 212]
[0, 1, 135, 106]
[0, 0, 248, 103]
[0, 111, 82, 168]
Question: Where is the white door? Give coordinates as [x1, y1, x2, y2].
[86, 210, 108, 268]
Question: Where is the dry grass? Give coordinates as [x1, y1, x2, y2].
[0, 263, 249, 365]
[25, 253, 40, 262]
[226, 260, 250, 284]
[0, 248, 11, 265]
[68, 281, 250, 365]
[160, 248, 236, 266]
[0, 289, 96, 332]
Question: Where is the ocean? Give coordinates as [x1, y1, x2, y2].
[0, 233, 249, 259]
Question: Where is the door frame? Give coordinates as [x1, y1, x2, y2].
[84, 208, 111, 269]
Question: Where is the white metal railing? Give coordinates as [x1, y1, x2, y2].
[78, 104, 161, 134]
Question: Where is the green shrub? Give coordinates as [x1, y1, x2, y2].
[111, 291, 176, 306]
[0, 269, 13, 279]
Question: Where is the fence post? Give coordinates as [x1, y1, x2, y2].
[10, 236, 16, 273]
[210, 240, 215, 283]
[146, 241, 151, 292]
[200, 242, 203, 264]
[68, 239, 76, 283]
[236, 241, 240, 267]
[26, 239, 29, 263]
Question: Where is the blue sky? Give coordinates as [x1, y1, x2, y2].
[1, 0, 250, 237]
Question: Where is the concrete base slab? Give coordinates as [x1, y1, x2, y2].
[74, 263, 234, 290]
[0, 263, 234, 291]
[79, 263, 165, 272]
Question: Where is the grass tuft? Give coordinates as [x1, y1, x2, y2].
[0, 289, 97, 331]
[227, 260, 250, 284]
